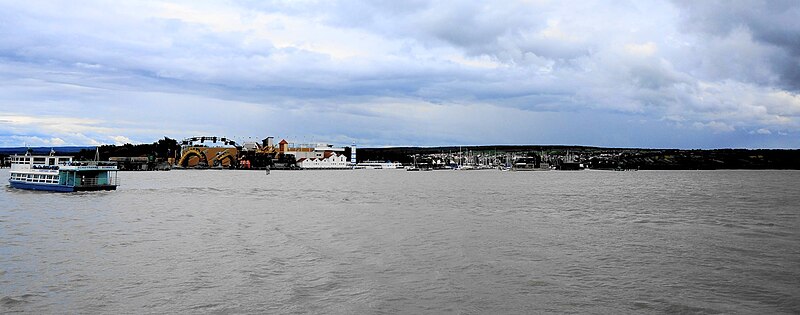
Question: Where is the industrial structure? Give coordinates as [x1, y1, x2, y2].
[174, 136, 351, 170]
[177, 136, 240, 168]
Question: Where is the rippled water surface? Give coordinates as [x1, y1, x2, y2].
[1, 169, 799, 314]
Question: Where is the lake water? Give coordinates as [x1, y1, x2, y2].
[1, 169, 798, 314]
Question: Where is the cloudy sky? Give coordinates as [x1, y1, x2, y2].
[0, 1, 798, 148]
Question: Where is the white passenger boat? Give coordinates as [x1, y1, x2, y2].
[8, 153, 119, 192]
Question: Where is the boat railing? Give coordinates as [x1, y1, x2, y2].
[80, 177, 100, 186]
[64, 161, 118, 167]
[77, 176, 120, 187]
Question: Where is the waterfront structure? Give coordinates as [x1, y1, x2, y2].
[277, 139, 346, 161]
[238, 137, 281, 169]
[177, 136, 239, 168]
[296, 152, 349, 169]
[355, 161, 404, 169]
[8, 153, 119, 192]
[350, 143, 356, 167]
[110, 156, 152, 171]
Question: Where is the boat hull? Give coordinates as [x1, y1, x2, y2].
[9, 180, 117, 192]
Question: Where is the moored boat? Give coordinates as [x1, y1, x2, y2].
[8, 153, 119, 192]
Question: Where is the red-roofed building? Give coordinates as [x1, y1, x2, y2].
[297, 152, 349, 169]
[276, 139, 348, 168]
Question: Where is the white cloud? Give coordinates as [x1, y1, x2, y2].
[110, 135, 133, 145]
[625, 42, 658, 57]
[692, 121, 735, 133]
[5, 135, 92, 147]
[0, 114, 112, 135]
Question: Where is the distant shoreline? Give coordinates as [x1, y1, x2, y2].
[3, 145, 799, 170]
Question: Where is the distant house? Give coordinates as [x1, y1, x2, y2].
[297, 152, 349, 169]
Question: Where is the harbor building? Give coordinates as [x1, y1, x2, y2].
[276, 139, 347, 168]
[296, 152, 349, 169]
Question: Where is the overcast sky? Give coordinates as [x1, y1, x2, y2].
[1, 0, 798, 148]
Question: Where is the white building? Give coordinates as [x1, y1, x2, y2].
[297, 152, 349, 169]
[278, 140, 346, 160]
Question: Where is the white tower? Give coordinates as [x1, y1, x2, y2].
[350, 142, 357, 167]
